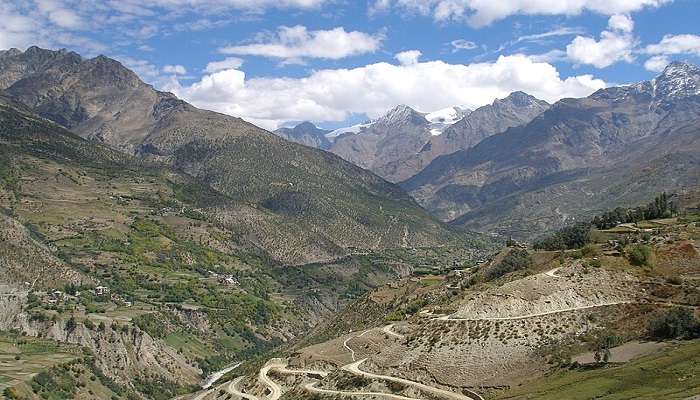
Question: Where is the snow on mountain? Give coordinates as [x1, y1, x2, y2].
[325, 104, 471, 139]
[325, 121, 372, 138]
[425, 106, 471, 136]
[652, 61, 700, 101]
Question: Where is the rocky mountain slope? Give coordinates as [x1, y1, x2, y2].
[403, 62, 700, 238]
[209, 209, 700, 400]
[327, 93, 547, 183]
[0, 96, 487, 398]
[327, 105, 434, 182]
[0, 47, 457, 265]
[274, 121, 332, 150]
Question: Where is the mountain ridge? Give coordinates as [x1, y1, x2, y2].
[402, 61, 700, 237]
[0, 46, 459, 264]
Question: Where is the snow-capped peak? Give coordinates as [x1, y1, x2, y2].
[425, 106, 471, 135]
[652, 61, 700, 101]
[425, 106, 470, 125]
[325, 121, 372, 139]
[376, 104, 425, 127]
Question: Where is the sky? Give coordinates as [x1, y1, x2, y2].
[1, 0, 700, 130]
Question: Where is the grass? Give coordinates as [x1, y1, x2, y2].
[165, 332, 213, 359]
[496, 340, 700, 400]
[0, 334, 81, 392]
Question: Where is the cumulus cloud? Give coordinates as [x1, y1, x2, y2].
[645, 34, 700, 57]
[205, 57, 244, 73]
[395, 50, 422, 65]
[607, 14, 634, 33]
[566, 14, 636, 68]
[165, 55, 606, 130]
[219, 26, 383, 63]
[527, 49, 568, 63]
[644, 55, 670, 72]
[382, 0, 669, 27]
[162, 64, 187, 75]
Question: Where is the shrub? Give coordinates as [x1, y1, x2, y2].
[628, 244, 653, 266]
[3, 387, 20, 399]
[580, 244, 599, 257]
[648, 307, 699, 339]
[65, 316, 77, 333]
[593, 331, 622, 364]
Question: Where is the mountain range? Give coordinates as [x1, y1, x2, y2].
[403, 61, 700, 236]
[0, 46, 457, 265]
[274, 63, 700, 239]
[278, 93, 548, 183]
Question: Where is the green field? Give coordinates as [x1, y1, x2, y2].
[496, 340, 700, 400]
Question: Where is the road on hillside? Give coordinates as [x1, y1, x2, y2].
[435, 301, 635, 321]
[304, 381, 423, 400]
[227, 376, 260, 400]
[258, 358, 286, 400]
[342, 359, 482, 400]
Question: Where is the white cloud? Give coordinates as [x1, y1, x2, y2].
[385, 0, 670, 27]
[165, 55, 606, 130]
[205, 57, 244, 73]
[36, 0, 84, 30]
[644, 55, 670, 72]
[607, 14, 634, 33]
[395, 50, 422, 65]
[162, 64, 187, 75]
[0, 0, 331, 55]
[0, 2, 103, 52]
[645, 34, 700, 57]
[369, 0, 392, 15]
[527, 49, 568, 63]
[450, 39, 477, 52]
[566, 15, 636, 68]
[515, 27, 586, 44]
[219, 26, 383, 62]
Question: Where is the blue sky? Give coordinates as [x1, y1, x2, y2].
[1, 0, 700, 129]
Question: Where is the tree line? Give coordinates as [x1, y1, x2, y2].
[592, 192, 678, 229]
[534, 192, 678, 251]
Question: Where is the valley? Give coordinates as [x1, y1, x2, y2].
[0, 39, 698, 400]
[176, 212, 700, 400]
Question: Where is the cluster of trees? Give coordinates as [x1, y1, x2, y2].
[533, 193, 678, 251]
[648, 307, 700, 340]
[593, 192, 678, 229]
[485, 249, 532, 281]
[533, 223, 592, 251]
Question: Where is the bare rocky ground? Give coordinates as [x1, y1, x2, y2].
[211, 222, 698, 400]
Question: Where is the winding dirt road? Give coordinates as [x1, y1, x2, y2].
[343, 328, 372, 361]
[304, 381, 423, 400]
[382, 323, 405, 339]
[342, 359, 482, 400]
[258, 359, 285, 400]
[228, 376, 260, 400]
